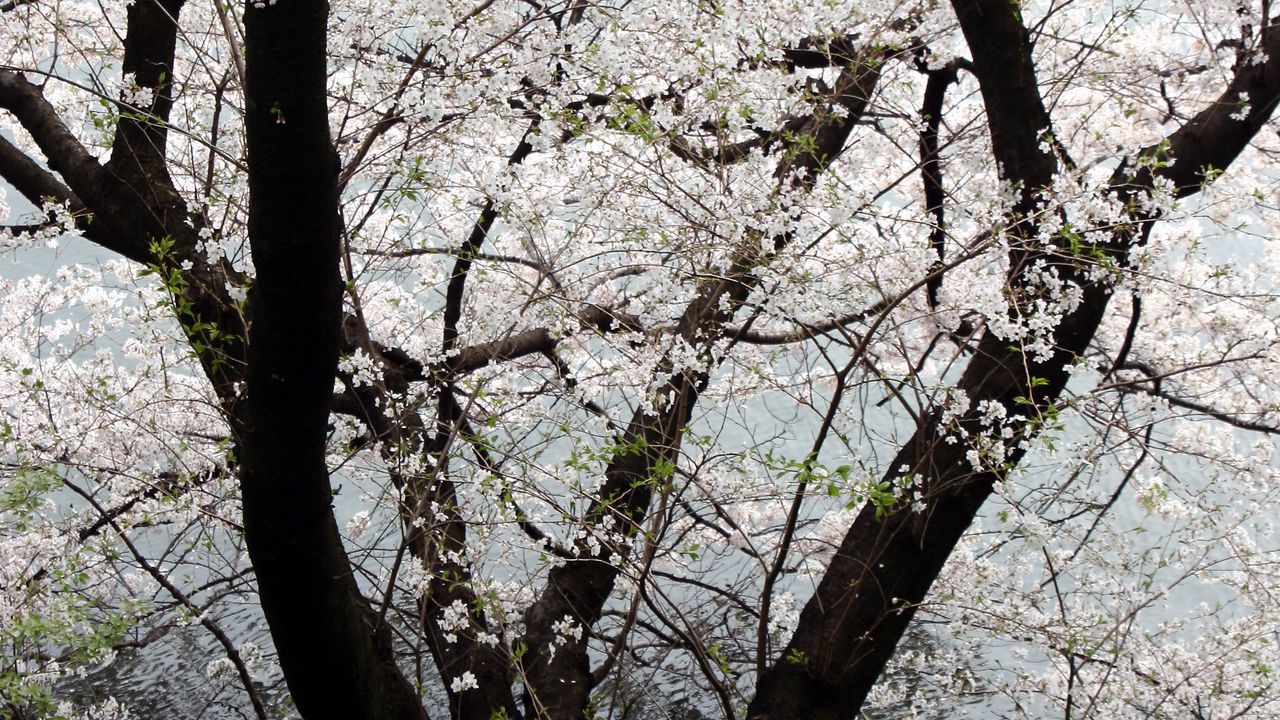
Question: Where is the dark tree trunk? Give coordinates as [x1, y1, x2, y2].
[238, 2, 426, 718]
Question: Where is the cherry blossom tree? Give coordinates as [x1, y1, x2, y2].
[2, 0, 1279, 719]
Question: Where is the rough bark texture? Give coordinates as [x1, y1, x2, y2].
[237, 1, 426, 718]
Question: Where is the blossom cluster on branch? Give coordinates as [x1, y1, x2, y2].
[1, 0, 1279, 718]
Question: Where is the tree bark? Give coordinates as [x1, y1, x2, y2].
[238, 1, 426, 718]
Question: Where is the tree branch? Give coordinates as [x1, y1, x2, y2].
[519, 51, 889, 720]
[1114, 362, 1280, 436]
[0, 133, 79, 208]
[917, 57, 972, 308]
[747, 11, 1280, 719]
[405, 130, 540, 720]
[106, 0, 185, 190]
[60, 476, 268, 720]
[0, 69, 248, 403]
[0, 71, 151, 263]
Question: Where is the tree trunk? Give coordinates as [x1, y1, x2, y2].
[238, 2, 426, 717]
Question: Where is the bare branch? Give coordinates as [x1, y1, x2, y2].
[1114, 362, 1280, 436]
[60, 476, 269, 720]
[917, 57, 972, 308]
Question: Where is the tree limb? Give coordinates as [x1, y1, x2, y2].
[0, 71, 151, 263]
[917, 57, 972, 308]
[519, 51, 889, 720]
[0, 68, 248, 403]
[747, 10, 1280, 719]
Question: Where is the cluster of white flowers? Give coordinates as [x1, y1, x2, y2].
[2, 0, 1279, 715]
